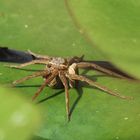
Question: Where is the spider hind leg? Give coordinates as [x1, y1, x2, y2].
[68, 74, 132, 100]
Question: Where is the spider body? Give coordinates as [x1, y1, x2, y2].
[49, 57, 66, 66]
[41, 57, 78, 88]
[8, 50, 132, 121]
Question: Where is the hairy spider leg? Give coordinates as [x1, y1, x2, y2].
[28, 50, 51, 60]
[77, 62, 126, 79]
[7, 59, 49, 69]
[12, 70, 50, 85]
[59, 71, 70, 121]
[68, 74, 132, 99]
[32, 70, 58, 101]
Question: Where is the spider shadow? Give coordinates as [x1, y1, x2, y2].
[37, 89, 64, 104]
[83, 60, 135, 79]
[69, 83, 84, 119]
[31, 135, 49, 140]
[14, 84, 41, 88]
[9, 67, 43, 72]
[15, 84, 65, 101]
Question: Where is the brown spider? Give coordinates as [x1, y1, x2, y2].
[8, 50, 132, 121]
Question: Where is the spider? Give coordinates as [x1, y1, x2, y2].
[8, 50, 132, 121]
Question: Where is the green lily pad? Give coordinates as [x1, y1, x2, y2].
[66, 0, 140, 79]
[0, 0, 140, 140]
[0, 86, 40, 140]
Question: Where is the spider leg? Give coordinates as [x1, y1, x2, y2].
[28, 50, 51, 59]
[77, 62, 126, 78]
[32, 80, 49, 101]
[59, 71, 70, 121]
[32, 70, 58, 101]
[68, 74, 132, 99]
[6, 59, 49, 69]
[13, 70, 50, 85]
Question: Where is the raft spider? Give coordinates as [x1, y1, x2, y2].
[8, 50, 131, 121]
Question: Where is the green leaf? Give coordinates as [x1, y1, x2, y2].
[0, 0, 140, 140]
[66, 0, 140, 79]
[0, 86, 40, 140]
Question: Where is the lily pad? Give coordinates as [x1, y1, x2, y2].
[66, 0, 140, 79]
[0, 0, 140, 140]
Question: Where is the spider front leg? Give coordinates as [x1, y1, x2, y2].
[12, 70, 50, 85]
[77, 62, 126, 78]
[32, 70, 58, 100]
[68, 74, 132, 99]
[59, 71, 70, 121]
[6, 59, 49, 69]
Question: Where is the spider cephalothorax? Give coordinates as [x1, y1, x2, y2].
[8, 50, 132, 121]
